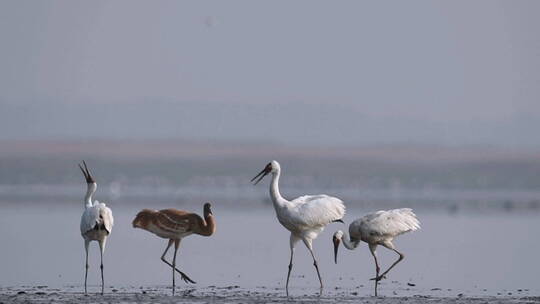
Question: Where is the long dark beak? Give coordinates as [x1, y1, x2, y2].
[78, 160, 95, 183]
[251, 168, 268, 185]
[333, 236, 340, 264]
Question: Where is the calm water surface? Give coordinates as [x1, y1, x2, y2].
[0, 200, 539, 297]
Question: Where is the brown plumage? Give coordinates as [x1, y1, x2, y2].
[133, 205, 215, 238]
[132, 202, 216, 295]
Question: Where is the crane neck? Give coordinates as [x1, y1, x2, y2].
[269, 168, 287, 209]
[341, 232, 360, 250]
[84, 183, 97, 208]
[197, 214, 216, 236]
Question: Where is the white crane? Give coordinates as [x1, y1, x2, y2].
[251, 160, 345, 297]
[78, 161, 114, 295]
[332, 208, 420, 296]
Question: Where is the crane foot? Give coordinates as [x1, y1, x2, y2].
[370, 275, 386, 281]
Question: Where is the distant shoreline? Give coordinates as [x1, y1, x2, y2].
[1, 139, 540, 162]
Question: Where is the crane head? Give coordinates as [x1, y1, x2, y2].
[203, 202, 213, 216]
[333, 231, 343, 264]
[78, 160, 95, 184]
[251, 161, 274, 185]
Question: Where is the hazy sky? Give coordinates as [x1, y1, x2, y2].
[1, 1, 539, 147]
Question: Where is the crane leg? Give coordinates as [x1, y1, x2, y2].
[161, 240, 196, 289]
[99, 238, 107, 295]
[374, 245, 404, 281]
[84, 240, 89, 295]
[172, 241, 177, 296]
[286, 249, 294, 298]
[98, 240, 105, 295]
[286, 235, 299, 297]
[303, 238, 323, 297]
[369, 244, 381, 297]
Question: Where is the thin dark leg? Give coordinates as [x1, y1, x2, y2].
[98, 239, 107, 295]
[286, 235, 299, 297]
[161, 239, 196, 284]
[84, 241, 89, 295]
[378, 248, 404, 280]
[286, 246, 294, 297]
[100, 246, 104, 295]
[313, 258, 323, 296]
[369, 244, 380, 297]
[172, 241, 178, 296]
[304, 239, 323, 297]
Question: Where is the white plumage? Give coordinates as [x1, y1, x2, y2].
[290, 195, 345, 227]
[355, 208, 419, 241]
[333, 208, 420, 296]
[80, 200, 114, 236]
[278, 195, 345, 239]
[252, 160, 345, 297]
[78, 161, 114, 295]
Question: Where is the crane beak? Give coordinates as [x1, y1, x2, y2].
[78, 160, 95, 183]
[333, 235, 340, 264]
[251, 166, 270, 185]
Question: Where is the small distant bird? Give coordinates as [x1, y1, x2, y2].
[78, 161, 114, 295]
[132, 203, 216, 295]
[251, 160, 345, 297]
[333, 208, 420, 296]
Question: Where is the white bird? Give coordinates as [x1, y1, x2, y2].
[251, 160, 345, 297]
[332, 208, 420, 296]
[78, 161, 114, 295]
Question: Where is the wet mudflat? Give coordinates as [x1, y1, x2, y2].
[1, 286, 539, 304]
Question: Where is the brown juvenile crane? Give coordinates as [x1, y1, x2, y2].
[132, 203, 216, 295]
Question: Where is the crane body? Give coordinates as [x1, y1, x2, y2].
[78, 161, 114, 295]
[252, 160, 345, 297]
[132, 203, 216, 295]
[333, 208, 420, 296]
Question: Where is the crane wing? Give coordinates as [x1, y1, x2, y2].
[80, 206, 100, 235]
[359, 208, 420, 237]
[97, 202, 114, 233]
[155, 209, 195, 234]
[289, 195, 346, 227]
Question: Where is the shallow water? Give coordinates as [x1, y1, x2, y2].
[0, 200, 539, 297]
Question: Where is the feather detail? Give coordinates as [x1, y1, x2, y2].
[349, 208, 420, 242]
[81, 201, 114, 235]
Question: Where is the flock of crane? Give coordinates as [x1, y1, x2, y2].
[79, 160, 420, 297]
